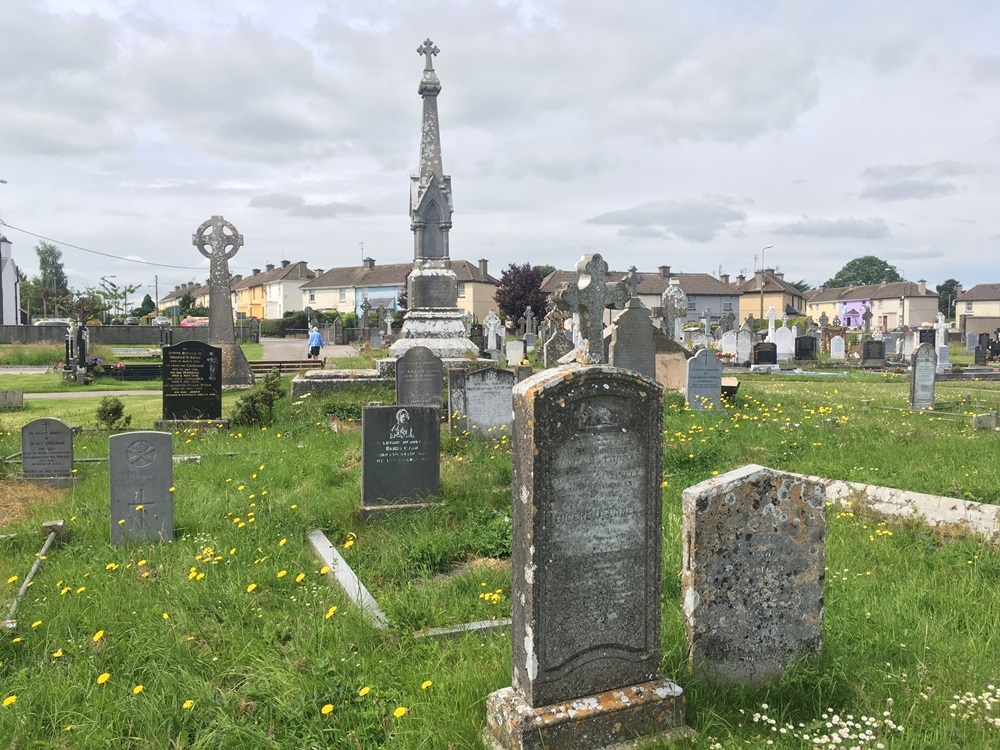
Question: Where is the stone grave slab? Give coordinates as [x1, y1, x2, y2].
[513, 364, 533, 382]
[975, 346, 988, 366]
[909, 343, 937, 410]
[861, 339, 886, 367]
[449, 367, 515, 436]
[720, 330, 737, 356]
[21, 418, 74, 484]
[485, 364, 685, 749]
[794, 335, 817, 361]
[735, 330, 753, 364]
[773, 326, 795, 360]
[609, 301, 655, 379]
[395, 346, 443, 408]
[967, 332, 979, 350]
[685, 349, 722, 410]
[542, 332, 573, 367]
[505, 338, 525, 365]
[162, 340, 223, 420]
[681, 464, 826, 685]
[752, 342, 777, 366]
[829, 335, 846, 360]
[110, 431, 174, 545]
[0, 391, 24, 411]
[360, 405, 440, 512]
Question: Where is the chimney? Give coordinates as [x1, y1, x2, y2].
[918, 279, 926, 295]
[362, 257, 375, 270]
[955, 283, 963, 298]
[736, 274, 745, 285]
[881, 277, 888, 287]
[234, 275, 243, 283]
[265, 263, 275, 272]
[774, 271, 784, 280]
[659, 265, 671, 279]
[281, 259, 290, 268]
[720, 273, 730, 285]
[478, 258, 489, 279]
[252, 268, 261, 275]
[174, 285, 180, 291]
[754, 269, 764, 288]
[314, 268, 323, 276]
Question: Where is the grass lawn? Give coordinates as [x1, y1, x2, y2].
[1, 373, 999, 747]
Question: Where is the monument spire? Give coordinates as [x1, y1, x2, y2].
[416, 38, 443, 186]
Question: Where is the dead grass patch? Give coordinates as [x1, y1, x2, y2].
[0, 478, 65, 529]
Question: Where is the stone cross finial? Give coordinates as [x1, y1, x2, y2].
[418, 39, 439, 70]
[193, 215, 243, 347]
[193, 215, 244, 261]
[623, 266, 643, 300]
[524, 306, 535, 335]
[766, 306, 777, 323]
[552, 253, 628, 364]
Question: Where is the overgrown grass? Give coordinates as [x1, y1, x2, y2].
[0, 343, 123, 367]
[0, 373, 163, 393]
[1, 374, 1000, 747]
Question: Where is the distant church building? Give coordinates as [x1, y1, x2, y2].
[0, 234, 22, 325]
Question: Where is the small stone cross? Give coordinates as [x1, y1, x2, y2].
[623, 266, 643, 300]
[418, 39, 439, 70]
[524, 306, 535, 335]
[862, 306, 872, 334]
[552, 253, 628, 364]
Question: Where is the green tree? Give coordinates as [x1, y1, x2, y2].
[23, 241, 73, 317]
[494, 263, 548, 322]
[935, 278, 961, 316]
[789, 279, 812, 292]
[825, 256, 903, 288]
[536, 264, 556, 279]
[178, 292, 195, 316]
[132, 293, 156, 317]
[34, 241, 69, 292]
[72, 293, 109, 325]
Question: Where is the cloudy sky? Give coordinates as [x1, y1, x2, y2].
[3, 0, 999, 301]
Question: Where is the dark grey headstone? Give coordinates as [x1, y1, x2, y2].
[162, 340, 223, 420]
[682, 465, 826, 685]
[450, 367, 515, 436]
[794, 335, 817, 361]
[110, 431, 173, 545]
[361, 406, 440, 509]
[395, 346, 443, 408]
[610, 304, 656, 379]
[918, 329, 935, 345]
[542, 332, 574, 367]
[685, 349, 723, 410]
[975, 346, 988, 366]
[513, 365, 533, 383]
[370, 332, 383, 349]
[510, 365, 665, 707]
[21, 418, 73, 479]
[979, 333, 991, 349]
[752, 342, 778, 365]
[861, 339, 885, 364]
[910, 343, 936, 409]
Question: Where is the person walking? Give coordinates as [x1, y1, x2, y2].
[307, 326, 323, 360]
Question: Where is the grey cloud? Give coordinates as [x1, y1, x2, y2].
[860, 161, 975, 181]
[249, 193, 368, 219]
[859, 161, 974, 202]
[860, 181, 958, 201]
[586, 198, 746, 243]
[775, 217, 889, 239]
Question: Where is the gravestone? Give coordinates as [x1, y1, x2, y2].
[505, 338, 525, 365]
[513, 364, 533, 383]
[909, 343, 937, 410]
[967, 332, 979, 350]
[720, 330, 737, 356]
[334, 317, 344, 345]
[936, 345, 951, 374]
[752, 342, 778, 366]
[975, 346, 988, 366]
[370, 331, 383, 349]
[794, 335, 817, 361]
[484, 311, 503, 352]
[21, 418, 74, 484]
[979, 333, 991, 349]
[609, 298, 655, 379]
[861, 339, 885, 366]
[682, 465, 826, 685]
[917, 329, 935, 346]
[773, 326, 795, 361]
[685, 349, 722, 410]
[470, 324, 484, 352]
[543, 330, 574, 367]
[735, 330, 753, 364]
[0, 391, 24, 411]
[830, 335, 846, 360]
[449, 367, 514, 436]
[765, 306, 777, 340]
[395, 346, 443, 408]
[902, 333, 915, 358]
[162, 340, 222, 420]
[551, 253, 628, 363]
[360, 405, 440, 512]
[485, 365, 684, 749]
[109, 431, 174, 545]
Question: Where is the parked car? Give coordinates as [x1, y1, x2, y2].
[180, 316, 209, 327]
[124, 317, 140, 326]
[151, 316, 172, 327]
[33, 318, 72, 327]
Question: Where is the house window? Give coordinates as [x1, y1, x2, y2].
[723, 295, 732, 311]
[966, 301, 973, 312]
[687, 296, 696, 310]
[338, 288, 346, 302]
[878, 299, 883, 309]
[457, 283, 466, 298]
[308, 291, 315, 303]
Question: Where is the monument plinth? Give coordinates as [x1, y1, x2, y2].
[389, 39, 477, 359]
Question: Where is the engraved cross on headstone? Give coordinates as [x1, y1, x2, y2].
[193, 215, 243, 347]
[552, 253, 628, 364]
[418, 38, 439, 70]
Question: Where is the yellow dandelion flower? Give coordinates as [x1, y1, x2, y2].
[2, 695, 15, 707]
[278, 538, 287, 546]
[343, 539, 355, 549]
[138, 559, 147, 566]
[421, 680, 433, 690]
[237, 485, 245, 491]
[182, 699, 194, 710]
[132, 685, 144, 695]
[246, 583, 257, 593]
[93, 630, 104, 642]
[321, 703, 334, 716]
[97, 672, 110, 685]
[277, 570, 287, 578]
[325, 606, 337, 619]
[162, 613, 169, 620]
[31, 620, 41, 628]
[295, 573, 305, 583]
[6, 575, 18, 583]
[52, 649, 64, 658]
[230, 548, 236, 555]
[169, 487, 175, 493]
[358, 686, 371, 697]
[290, 504, 298, 510]
[76, 587, 85, 594]
[118, 519, 125, 525]
[393, 706, 409, 718]
[319, 566, 330, 575]
[135, 504, 144, 511]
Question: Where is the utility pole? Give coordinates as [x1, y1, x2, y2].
[154, 275, 159, 314]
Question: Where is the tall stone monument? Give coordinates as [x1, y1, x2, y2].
[389, 40, 477, 359]
[192, 216, 254, 387]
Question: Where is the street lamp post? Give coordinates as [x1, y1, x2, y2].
[759, 245, 773, 319]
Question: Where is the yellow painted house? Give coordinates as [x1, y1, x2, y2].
[732, 269, 808, 321]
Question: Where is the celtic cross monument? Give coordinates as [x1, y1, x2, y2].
[192, 215, 254, 387]
[389, 39, 477, 359]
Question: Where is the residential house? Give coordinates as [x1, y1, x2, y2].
[158, 281, 208, 317]
[231, 261, 314, 320]
[0, 234, 21, 325]
[805, 279, 938, 330]
[539, 265, 739, 328]
[956, 284, 1000, 338]
[732, 269, 808, 321]
[299, 257, 498, 321]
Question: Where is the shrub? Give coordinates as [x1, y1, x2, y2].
[96, 397, 132, 430]
[230, 369, 286, 427]
[260, 311, 309, 338]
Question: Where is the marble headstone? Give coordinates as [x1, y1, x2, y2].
[682, 464, 826, 685]
[21, 418, 73, 482]
[829, 335, 846, 360]
[110, 431, 174, 545]
[449, 367, 514, 436]
[909, 343, 936, 410]
[505, 338, 525, 365]
[773, 326, 795, 361]
[360, 405, 440, 512]
[685, 349, 723, 410]
[395, 346, 443, 408]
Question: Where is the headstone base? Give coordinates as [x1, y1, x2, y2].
[357, 501, 445, 519]
[484, 678, 686, 750]
[749, 365, 780, 374]
[155, 419, 230, 431]
[218, 342, 255, 388]
[389, 309, 479, 359]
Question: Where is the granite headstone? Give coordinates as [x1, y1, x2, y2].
[609, 300, 656, 379]
[21, 418, 73, 481]
[794, 335, 817, 361]
[395, 346, 443, 408]
[752, 342, 778, 366]
[360, 405, 440, 511]
[909, 343, 936, 410]
[110, 431, 174, 545]
[449, 367, 515, 436]
[162, 340, 223, 420]
[685, 349, 723, 410]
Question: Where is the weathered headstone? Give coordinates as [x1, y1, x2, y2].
[830, 335, 846, 360]
[485, 365, 684, 749]
[21, 418, 73, 484]
[110, 431, 173, 545]
[735, 330, 753, 364]
[794, 335, 817, 361]
[505, 338, 525, 365]
[774, 326, 795, 361]
[360, 406, 440, 512]
[370, 331, 384, 349]
[752, 342, 778, 366]
[909, 343, 937, 409]
[861, 339, 886, 367]
[685, 349, 722, 410]
[552, 253, 629, 364]
[0, 391, 24, 411]
[395, 346, 443, 408]
[609, 299, 655, 379]
[974, 346, 988, 366]
[967, 332, 979, 350]
[720, 330, 737, 356]
[542, 330, 574, 367]
[682, 464, 826, 685]
[162, 340, 223, 420]
[449, 367, 514, 436]
[513, 364, 533, 382]
[334, 317, 344, 345]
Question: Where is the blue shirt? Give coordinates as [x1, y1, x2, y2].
[307, 331, 323, 348]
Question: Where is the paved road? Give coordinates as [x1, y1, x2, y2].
[260, 337, 354, 361]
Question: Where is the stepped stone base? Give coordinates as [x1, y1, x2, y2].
[389, 308, 478, 359]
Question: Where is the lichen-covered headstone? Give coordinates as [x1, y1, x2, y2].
[609, 298, 655, 378]
[449, 367, 514, 436]
[395, 345, 443, 408]
[110, 431, 173, 545]
[910, 343, 937, 409]
[681, 464, 826, 685]
[485, 364, 685, 749]
[21, 418, 73, 483]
